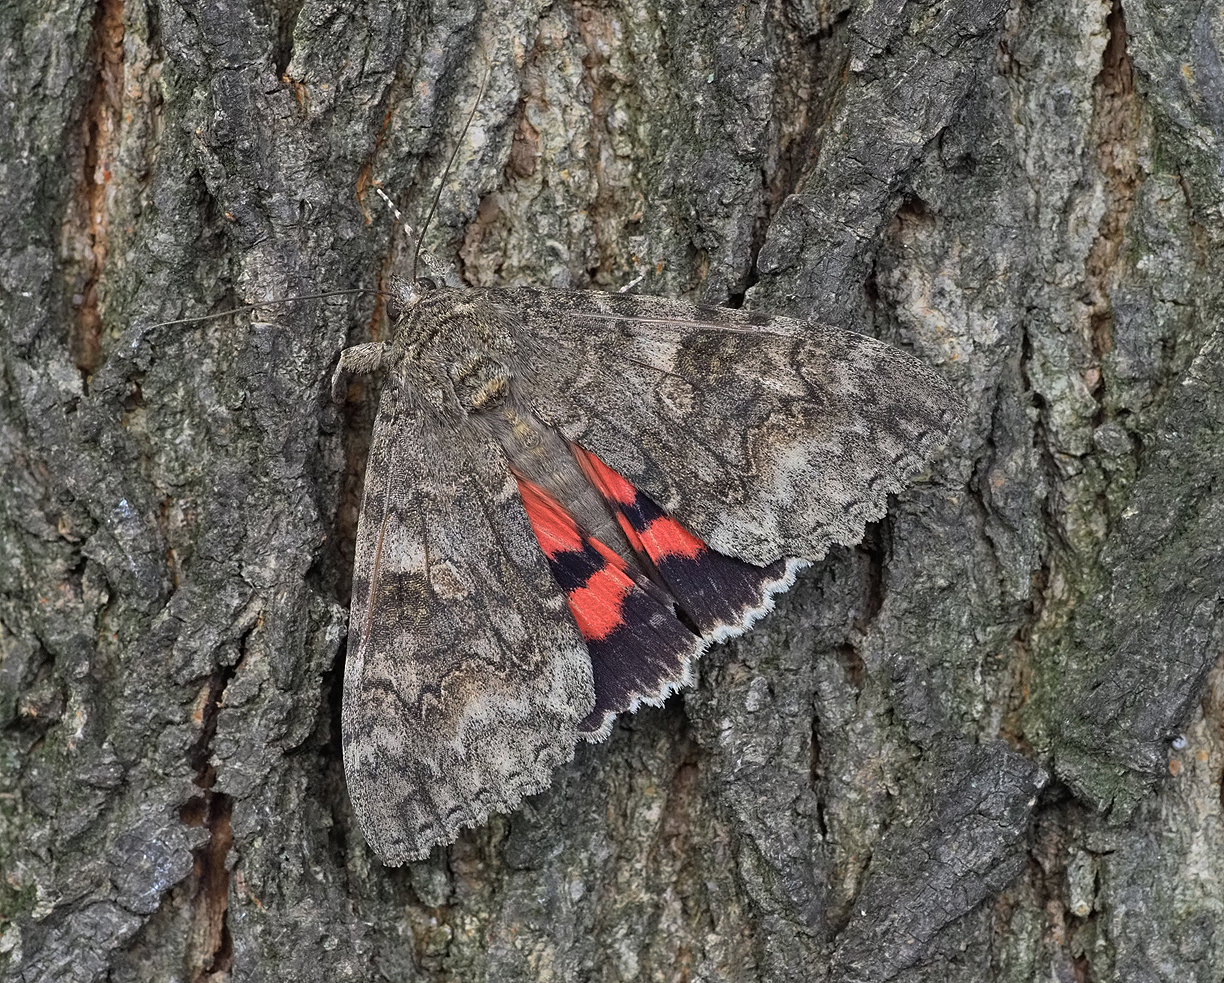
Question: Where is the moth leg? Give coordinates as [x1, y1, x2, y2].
[332, 342, 387, 401]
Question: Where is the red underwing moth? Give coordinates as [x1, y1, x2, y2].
[332, 266, 962, 865]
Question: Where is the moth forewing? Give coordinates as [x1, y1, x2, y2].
[339, 387, 594, 864]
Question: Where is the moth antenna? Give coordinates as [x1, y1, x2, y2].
[374, 187, 417, 244]
[409, 65, 494, 283]
[146, 289, 373, 329]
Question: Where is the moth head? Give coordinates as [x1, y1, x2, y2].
[385, 274, 437, 323]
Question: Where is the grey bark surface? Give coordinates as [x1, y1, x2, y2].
[1, 0, 1222, 981]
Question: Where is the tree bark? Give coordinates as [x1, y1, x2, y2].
[2, 0, 1223, 981]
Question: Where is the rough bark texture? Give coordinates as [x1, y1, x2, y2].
[2, 0, 1222, 980]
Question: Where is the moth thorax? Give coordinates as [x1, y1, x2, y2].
[452, 357, 512, 412]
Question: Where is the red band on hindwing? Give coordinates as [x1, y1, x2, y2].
[515, 475, 634, 642]
[512, 468, 705, 737]
[515, 482, 583, 557]
[569, 445, 797, 639]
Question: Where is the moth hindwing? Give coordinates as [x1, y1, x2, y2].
[336, 275, 962, 864]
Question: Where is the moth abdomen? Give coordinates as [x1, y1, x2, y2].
[491, 404, 641, 568]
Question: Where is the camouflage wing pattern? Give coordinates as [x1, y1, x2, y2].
[341, 384, 594, 865]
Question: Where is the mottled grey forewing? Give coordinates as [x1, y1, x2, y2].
[492, 288, 961, 566]
[342, 387, 594, 865]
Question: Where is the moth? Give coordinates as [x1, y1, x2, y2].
[333, 263, 960, 865]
